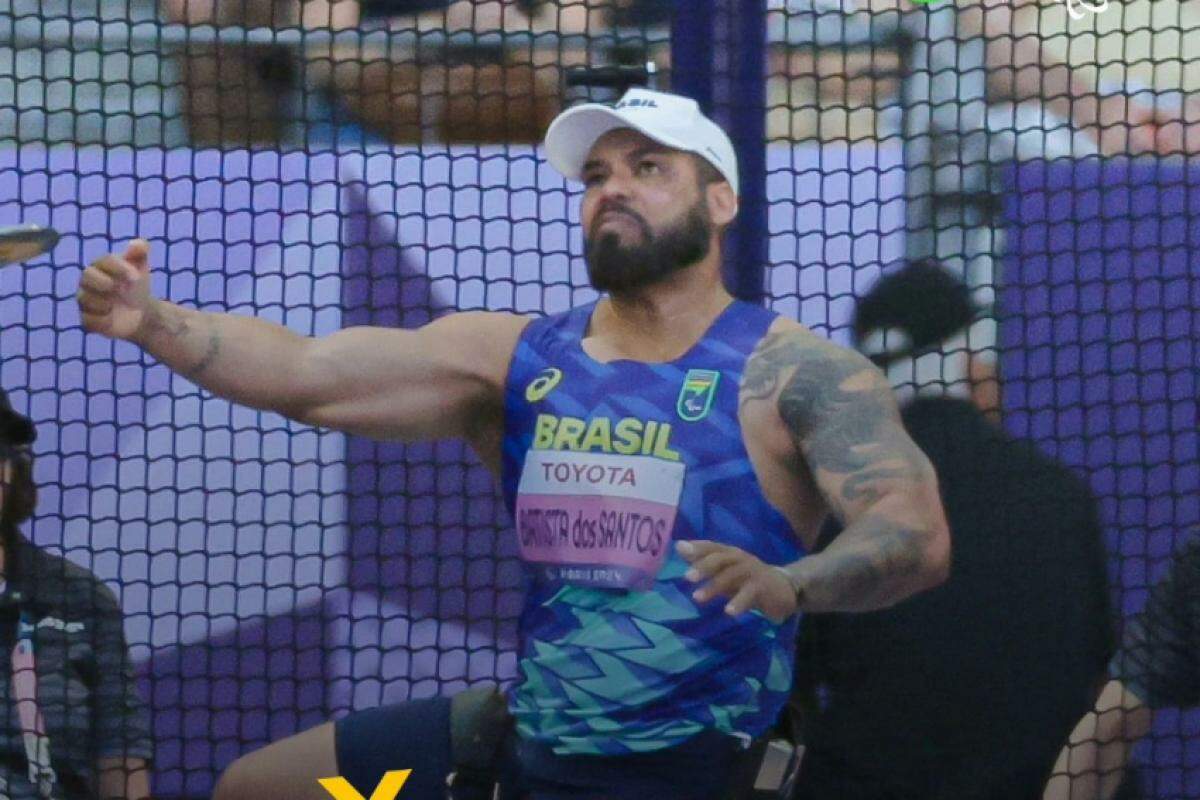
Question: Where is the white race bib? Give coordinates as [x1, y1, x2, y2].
[515, 450, 686, 590]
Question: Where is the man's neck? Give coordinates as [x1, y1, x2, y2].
[587, 265, 734, 363]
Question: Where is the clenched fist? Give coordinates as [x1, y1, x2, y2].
[76, 239, 156, 341]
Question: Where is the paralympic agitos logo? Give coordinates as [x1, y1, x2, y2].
[910, 0, 1108, 20]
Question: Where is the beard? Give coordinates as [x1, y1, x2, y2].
[584, 200, 712, 295]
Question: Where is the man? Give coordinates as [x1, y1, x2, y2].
[791, 260, 1116, 800]
[75, 87, 950, 799]
[0, 387, 155, 800]
[1044, 534, 1200, 800]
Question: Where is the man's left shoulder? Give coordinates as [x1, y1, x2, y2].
[741, 317, 882, 405]
[751, 317, 867, 362]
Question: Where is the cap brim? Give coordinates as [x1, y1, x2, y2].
[544, 104, 692, 182]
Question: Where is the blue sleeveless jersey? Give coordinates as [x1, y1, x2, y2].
[501, 299, 805, 756]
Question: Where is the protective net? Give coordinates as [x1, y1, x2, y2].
[767, 3, 1199, 799]
[0, 1, 1196, 798]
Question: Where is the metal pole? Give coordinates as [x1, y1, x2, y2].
[724, 0, 768, 302]
[670, 0, 716, 114]
[897, 24, 936, 267]
[671, 0, 765, 301]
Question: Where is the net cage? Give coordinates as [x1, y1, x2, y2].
[0, 0, 1196, 797]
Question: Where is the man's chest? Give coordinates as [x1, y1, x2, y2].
[512, 360, 823, 548]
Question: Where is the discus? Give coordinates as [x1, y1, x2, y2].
[0, 225, 60, 267]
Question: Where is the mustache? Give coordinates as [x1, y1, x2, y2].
[588, 202, 650, 238]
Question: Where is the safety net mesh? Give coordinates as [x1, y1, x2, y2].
[0, 1, 1196, 798]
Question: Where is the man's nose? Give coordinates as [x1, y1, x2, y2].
[595, 169, 634, 202]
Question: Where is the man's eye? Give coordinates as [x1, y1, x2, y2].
[637, 161, 662, 176]
[583, 173, 604, 187]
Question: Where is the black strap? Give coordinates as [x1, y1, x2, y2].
[728, 698, 807, 800]
[446, 687, 512, 800]
[725, 737, 773, 800]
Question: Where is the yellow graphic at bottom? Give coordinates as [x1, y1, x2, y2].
[317, 769, 412, 800]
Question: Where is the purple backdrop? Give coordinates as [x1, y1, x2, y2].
[1001, 158, 1200, 799]
[0, 144, 1193, 796]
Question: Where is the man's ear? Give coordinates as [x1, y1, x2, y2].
[706, 181, 738, 228]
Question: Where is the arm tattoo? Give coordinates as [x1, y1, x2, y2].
[184, 320, 222, 379]
[745, 330, 946, 612]
[139, 304, 189, 339]
[781, 515, 928, 613]
[141, 305, 223, 380]
[744, 331, 927, 515]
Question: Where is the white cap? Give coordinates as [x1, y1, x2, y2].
[544, 88, 740, 196]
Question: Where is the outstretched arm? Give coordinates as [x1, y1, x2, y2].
[747, 329, 950, 613]
[77, 240, 528, 444]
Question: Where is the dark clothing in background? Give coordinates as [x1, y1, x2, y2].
[360, 0, 452, 19]
[0, 526, 152, 799]
[610, 0, 673, 26]
[793, 397, 1115, 800]
[1109, 536, 1200, 710]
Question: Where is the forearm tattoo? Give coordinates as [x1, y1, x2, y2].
[139, 302, 189, 340]
[184, 320, 222, 380]
[141, 305, 223, 380]
[780, 515, 928, 613]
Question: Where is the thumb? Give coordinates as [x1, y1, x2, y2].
[123, 239, 151, 276]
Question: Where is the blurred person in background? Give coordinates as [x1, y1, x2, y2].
[1043, 532, 1200, 800]
[161, 0, 547, 29]
[790, 260, 1120, 800]
[953, 0, 1199, 157]
[0, 386, 154, 800]
[0, 0, 188, 148]
[768, 0, 1200, 423]
[768, 0, 1200, 162]
[157, 0, 594, 145]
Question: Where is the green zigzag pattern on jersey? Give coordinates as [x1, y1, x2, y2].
[548, 585, 700, 622]
[707, 675, 770, 731]
[514, 554, 793, 750]
[764, 647, 792, 693]
[523, 553, 787, 702]
[527, 609, 713, 706]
